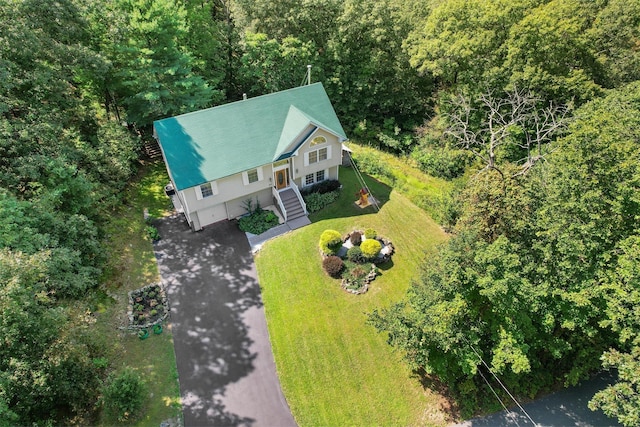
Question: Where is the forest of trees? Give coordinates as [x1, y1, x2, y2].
[0, 0, 639, 425]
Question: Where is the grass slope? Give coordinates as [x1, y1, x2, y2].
[255, 165, 450, 426]
[94, 162, 182, 426]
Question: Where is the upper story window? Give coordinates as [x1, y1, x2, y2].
[306, 147, 329, 165]
[310, 136, 327, 146]
[247, 168, 259, 183]
[196, 181, 218, 200]
[242, 166, 264, 185]
[200, 183, 214, 198]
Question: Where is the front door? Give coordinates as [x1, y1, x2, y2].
[275, 169, 288, 190]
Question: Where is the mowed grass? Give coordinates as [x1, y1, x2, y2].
[94, 161, 182, 426]
[255, 166, 451, 426]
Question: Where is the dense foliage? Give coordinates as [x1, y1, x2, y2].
[370, 83, 640, 421]
[2, 0, 640, 424]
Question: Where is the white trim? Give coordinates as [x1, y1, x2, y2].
[303, 152, 309, 167]
[196, 181, 218, 199]
[243, 166, 264, 185]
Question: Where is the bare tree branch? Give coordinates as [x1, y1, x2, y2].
[444, 88, 570, 179]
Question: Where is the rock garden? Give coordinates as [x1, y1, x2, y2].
[319, 228, 394, 294]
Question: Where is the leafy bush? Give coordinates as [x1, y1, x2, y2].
[411, 146, 472, 180]
[323, 255, 344, 278]
[238, 210, 279, 234]
[145, 225, 160, 241]
[301, 179, 341, 195]
[304, 191, 340, 213]
[319, 229, 343, 255]
[350, 231, 362, 246]
[342, 262, 372, 290]
[351, 151, 396, 185]
[101, 367, 146, 422]
[364, 228, 377, 239]
[347, 246, 365, 263]
[361, 239, 382, 260]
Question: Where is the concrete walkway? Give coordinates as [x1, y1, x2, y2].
[246, 216, 310, 253]
[153, 215, 297, 427]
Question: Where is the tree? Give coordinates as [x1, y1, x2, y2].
[371, 82, 640, 415]
[504, 0, 605, 104]
[588, 0, 640, 87]
[107, 0, 216, 128]
[589, 236, 640, 427]
[233, 0, 341, 52]
[444, 89, 568, 177]
[406, 0, 542, 91]
[182, 0, 243, 99]
[0, 250, 103, 424]
[237, 33, 318, 96]
[326, 0, 432, 131]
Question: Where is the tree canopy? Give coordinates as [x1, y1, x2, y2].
[2, 0, 640, 424]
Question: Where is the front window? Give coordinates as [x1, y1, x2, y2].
[308, 150, 318, 164]
[304, 169, 327, 187]
[200, 183, 214, 198]
[305, 173, 315, 186]
[247, 168, 259, 183]
[318, 147, 327, 161]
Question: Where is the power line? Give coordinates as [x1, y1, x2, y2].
[466, 340, 538, 426]
[476, 365, 518, 427]
[346, 150, 380, 211]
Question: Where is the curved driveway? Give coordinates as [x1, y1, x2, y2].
[153, 215, 296, 427]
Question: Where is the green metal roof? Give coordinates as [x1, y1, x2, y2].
[153, 83, 347, 191]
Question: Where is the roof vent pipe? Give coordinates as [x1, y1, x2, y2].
[242, 93, 247, 100]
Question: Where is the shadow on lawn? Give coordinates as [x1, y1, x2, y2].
[310, 166, 392, 222]
[153, 216, 260, 426]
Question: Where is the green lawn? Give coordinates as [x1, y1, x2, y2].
[94, 161, 182, 426]
[255, 165, 452, 426]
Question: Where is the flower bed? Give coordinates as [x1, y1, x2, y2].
[320, 229, 394, 294]
[127, 283, 170, 329]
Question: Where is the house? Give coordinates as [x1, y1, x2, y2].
[153, 83, 348, 231]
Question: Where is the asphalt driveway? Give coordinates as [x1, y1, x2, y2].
[153, 215, 296, 427]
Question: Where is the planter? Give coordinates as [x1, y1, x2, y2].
[138, 329, 149, 340]
[153, 324, 163, 335]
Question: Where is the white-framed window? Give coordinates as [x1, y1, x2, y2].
[305, 173, 315, 186]
[304, 145, 331, 166]
[310, 136, 327, 146]
[304, 169, 328, 187]
[247, 169, 259, 183]
[195, 181, 218, 200]
[242, 166, 264, 185]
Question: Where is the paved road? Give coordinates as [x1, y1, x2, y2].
[455, 373, 621, 427]
[153, 215, 296, 427]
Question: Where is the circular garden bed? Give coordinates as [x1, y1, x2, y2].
[319, 228, 395, 294]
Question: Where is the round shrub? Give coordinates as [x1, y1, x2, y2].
[319, 229, 343, 255]
[323, 255, 344, 278]
[349, 231, 362, 246]
[364, 228, 377, 239]
[361, 239, 382, 260]
[347, 246, 365, 263]
[101, 367, 146, 422]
